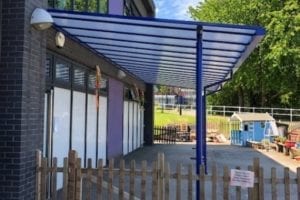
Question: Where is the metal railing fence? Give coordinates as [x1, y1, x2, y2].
[155, 103, 300, 122]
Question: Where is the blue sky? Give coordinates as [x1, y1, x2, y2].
[153, 0, 202, 20]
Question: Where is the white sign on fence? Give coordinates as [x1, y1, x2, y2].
[230, 169, 254, 188]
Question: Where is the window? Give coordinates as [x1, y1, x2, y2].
[124, 0, 141, 16]
[73, 67, 86, 88]
[55, 59, 70, 82]
[261, 122, 265, 128]
[48, 0, 108, 13]
[87, 72, 108, 94]
[244, 124, 248, 131]
[88, 73, 96, 89]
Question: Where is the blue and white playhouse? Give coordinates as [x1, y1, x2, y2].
[230, 113, 279, 146]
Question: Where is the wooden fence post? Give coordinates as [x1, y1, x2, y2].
[35, 150, 42, 200]
[211, 163, 217, 200]
[86, 159, 92, 200]
[176, 163, 181, 200]
[284, 167, 290, 200]
[97, 159, 103, 200]
[248, 166, 253, 200]
[297, 167, 300, 200]
[158, 153, 165, 200]
[119, 159, 125, 200]
[51, 157, 58, 200]
[108, 159, 114, 200]
[130, 160, 136, 200]
[199, 165, 205, 200]
[259, 167, 264, 200]
[188, 164, 193, 200]
[68, 150, 78, 200]
[236, 166, 241, 200]
[141, 160, 147, 200]
[152, 161, 158, 200]
[253, 158, 260, 200]
[271, 167, 277, 200]
[223, 166, 229, 200]
[41, 157, 48, 200]
[165, 162, 170, 200]
[63, 157, 69, 200]
[75, 158, 82, 200]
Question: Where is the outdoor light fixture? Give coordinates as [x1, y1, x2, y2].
[30, 8, 53, 30]
[55, 32, 65, 48]
[117, 70, 126, 79]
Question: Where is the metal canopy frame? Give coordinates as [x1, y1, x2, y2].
[49, 9, 265, 199]
[49, 9, 265, 92]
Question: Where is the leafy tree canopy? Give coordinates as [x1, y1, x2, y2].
[189, 0, 300, 108]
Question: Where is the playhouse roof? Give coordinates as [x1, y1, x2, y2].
[230, 113, 275, 122]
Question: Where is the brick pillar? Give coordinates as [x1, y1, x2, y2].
[0, 1, 47, 199]
[144, 84, 154, 145]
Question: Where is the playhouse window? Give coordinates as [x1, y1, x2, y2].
[244, 124, 249, 131]
[261, 122, 265, 128]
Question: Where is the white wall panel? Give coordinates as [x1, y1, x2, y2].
[141, 107, 144, 146]
[137, 105, 141, 148]
[43, 94, 47, 157]
[53, 87, 70, 188]
[98, 96, 107, 165]
[53, 87, 70, 165]
[128, 102, 133, 152]
[123, 101, 129, 155]
[72, 91, 85, 166]
[133, 103, 137, 150]
[86, 94, 97, 167]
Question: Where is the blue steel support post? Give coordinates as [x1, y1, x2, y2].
[196, 25, 203, 199]
[203, 91, 207, 173]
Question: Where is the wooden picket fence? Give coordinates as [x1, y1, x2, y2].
[154, 126, 177, 144]
[36, 150, 300, 200]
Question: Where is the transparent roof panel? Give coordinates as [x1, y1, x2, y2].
[64, 28, 197, 47]
[203, 32, 252, 44]
[203, 42, 246, 52]
[202, 55, 237, 63]
[78, 37, 197, 54]
[101, 51, 195, 63]
[49, 9, 265, 91]
[203, 49, 241, 58]
[90, 44, 196, 59]
[203, 26, 256, 34]
[52, 12, 198, 29]
[55, 18, 197, 39]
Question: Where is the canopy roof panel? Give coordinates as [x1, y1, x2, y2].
[49, 10, 265, 91]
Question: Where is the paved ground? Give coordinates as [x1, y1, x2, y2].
[123, 142, 300, 199]
[124, 141, 299, 172]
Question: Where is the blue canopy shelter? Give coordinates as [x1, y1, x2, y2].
[48, 9, 265, 198]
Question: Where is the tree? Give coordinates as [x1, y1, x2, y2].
[189, 0, 300, 108]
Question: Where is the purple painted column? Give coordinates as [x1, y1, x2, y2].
[108, 0, 124, 15]
[107, 78, 124, 159]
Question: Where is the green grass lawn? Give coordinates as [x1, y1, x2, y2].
[155, 108, 230, 127]
[154, 109, 233, 138]
[154, 109, 195, 126]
